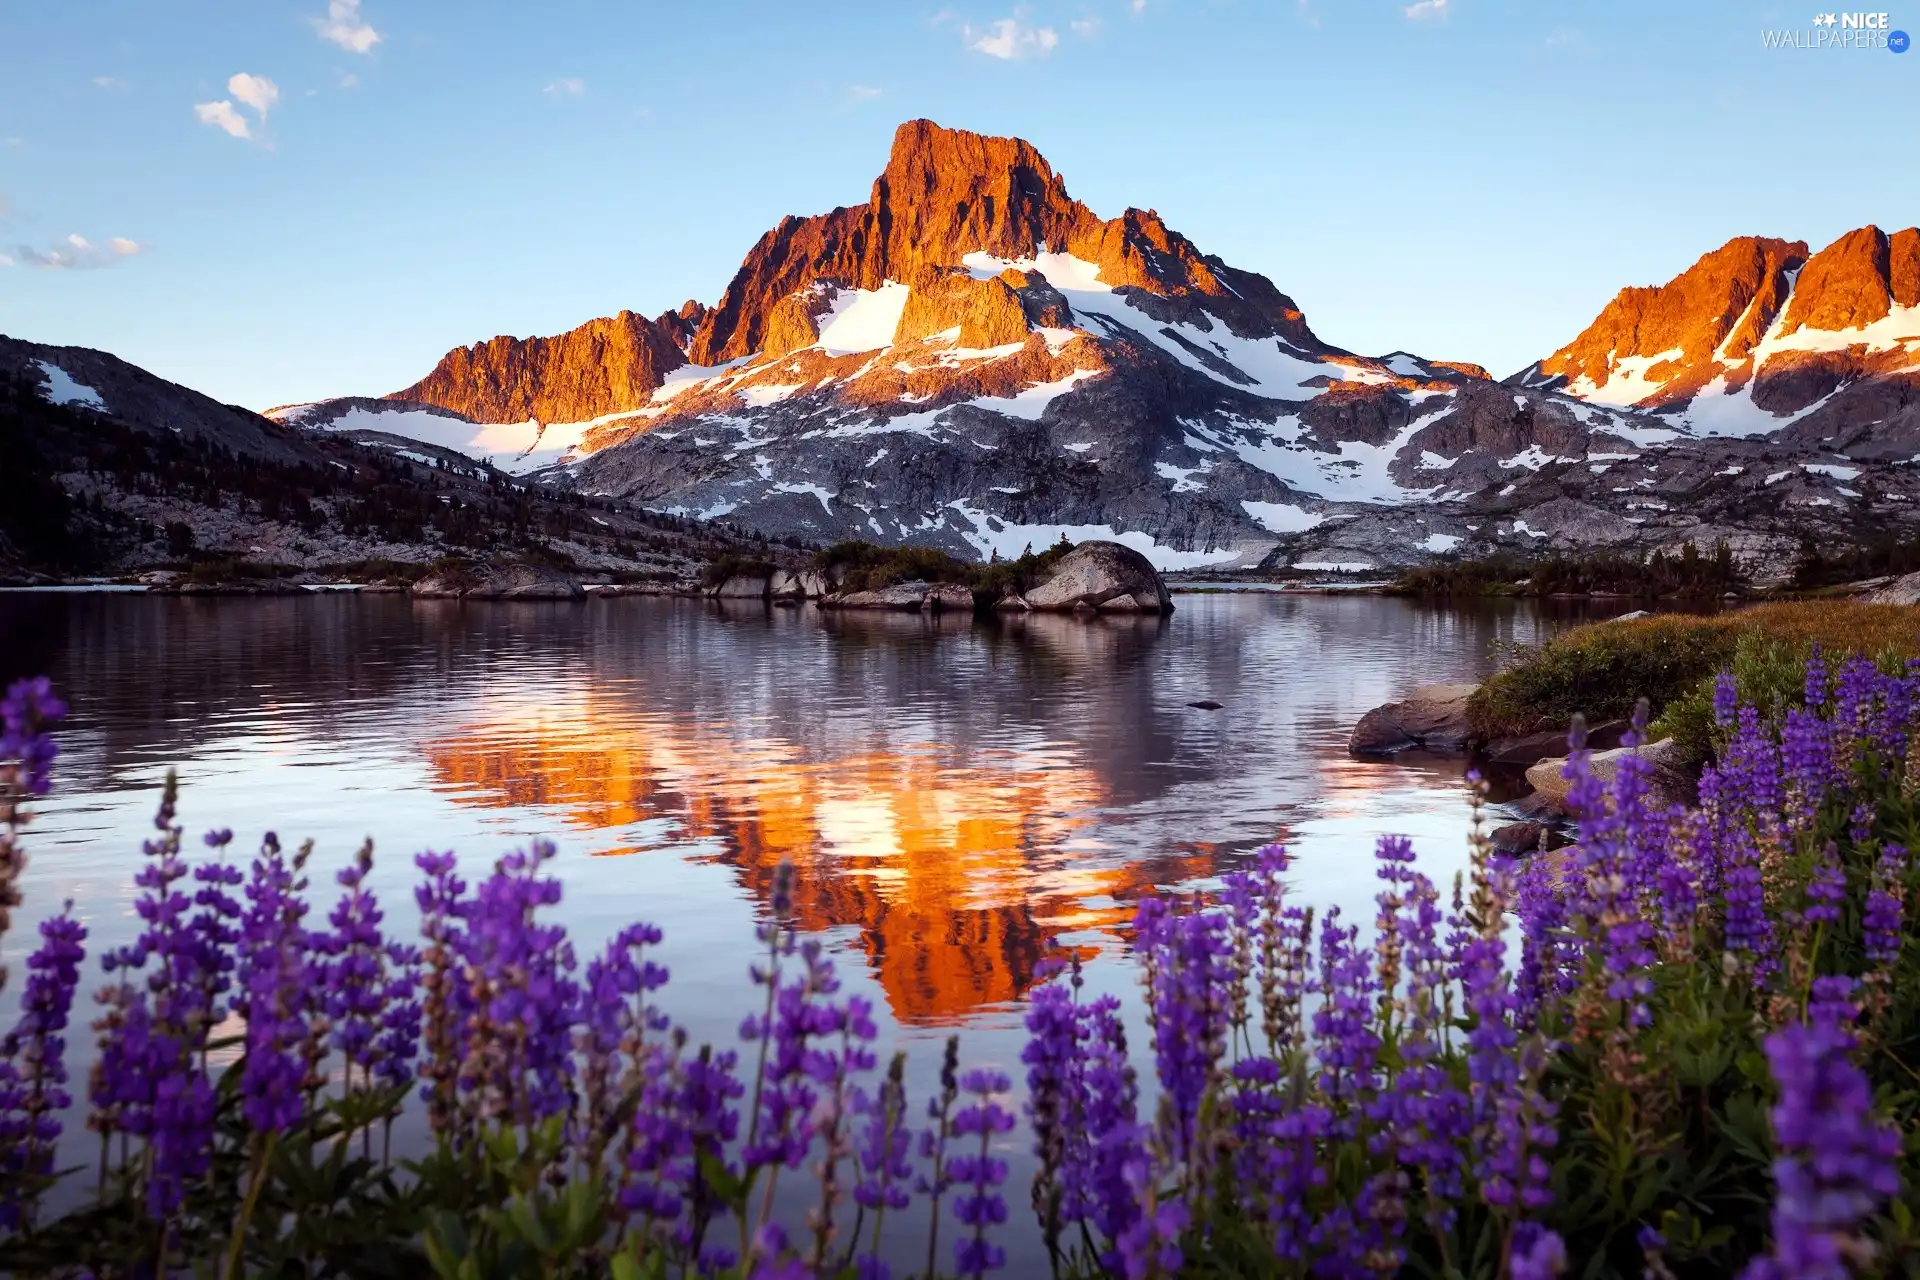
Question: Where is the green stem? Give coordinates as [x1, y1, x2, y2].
[225, 1131, 279, 1280]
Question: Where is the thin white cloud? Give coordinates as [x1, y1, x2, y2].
[6, 233, 148, 270]
[314, 0, 381, 54]
[229, 72, 279, 119]
[1404, 0, 1449, 19]
[1071, 15, 1100, 37]
[848, 84, 883, 101]
[340, 71, 360, 89]
[1130, 0, 1146, 12]
[1296, 0, 1320, 26]
[966, 14, 1060, 58]
[92, 76, 129, 91]
[0, 253, 12, 267]
[544, 77, 586, 96]
[195, 100, 252, 139]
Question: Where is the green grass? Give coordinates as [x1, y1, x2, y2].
[1469, 601, 1920, 762]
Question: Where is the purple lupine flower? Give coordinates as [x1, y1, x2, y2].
[852, 1051, 914, 1264]
[578, 919, 670, 1165]
[1803, 645, 1829, 712]
[916, 1037, 961, 1280]
[324, 842, 422, 1093]
[1113, 1158, 1186, 1280]
[1742, 1019, 1901, 1280]
[1372, 836, 1467, 1224]
[1712, 671, 1739, 728]
[452, 840, 579, 1128]
[1802, 848, 1845, 925]
[412, 849, 467, 1137]
[1022, 974, 1078, 1259]
[1309, 907, 1378, 1126]
[0, 904, 87, 1228]
[948, 1068, 1015, 1278]
[800, 987, 879, 1271]
[235, 831, 316, 1133]
[1863, 842, 1906, 967]
[1070, 992, 1142, 1251]
[741, 939, 836, 1172]
[1510, 1222, 1568, 1279]
[1137, 901, 1233, 1165]
[1805, 975, 1860, 1033]
[1653, 813, 1705, 959]
[1226, 1057, 1330, 1262]
[1720, 828, 1774, 979]
[1780, 708, 1833, 825]
[0, 675, 66, 799]
[88, 780, 226, 1216]
[1514, 850, 1567, 1024]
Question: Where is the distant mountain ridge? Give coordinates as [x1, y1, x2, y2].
[22, 119, 1920, 577]
[1514, 225, 1920, 452]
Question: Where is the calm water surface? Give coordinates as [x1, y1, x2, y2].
[0, 591, 1617, 1246]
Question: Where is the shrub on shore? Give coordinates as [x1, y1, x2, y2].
[6, 653, 1920, 1277]
[1468, 602, 1920, 756]
[1393, 543, 1742, 600]
[803, 537, 1076, 599]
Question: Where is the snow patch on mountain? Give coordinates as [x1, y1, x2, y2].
[944, 501, 1243, 569]
[817, 282, 911, 354]
[34, 360, 108, 411]
[1240, 501, 1324, 533]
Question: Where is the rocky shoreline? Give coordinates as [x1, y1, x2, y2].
[1348, 678, 1692, 853]
[703, 541, 1174, 617]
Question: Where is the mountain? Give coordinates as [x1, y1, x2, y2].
[344, 120, 1744, 571]
[0, 334, 766, 581]
[92, 121, 1920, 576]
[1517, 226, 1920, 451]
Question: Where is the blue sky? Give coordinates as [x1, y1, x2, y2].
[1, 0, 1914, 410]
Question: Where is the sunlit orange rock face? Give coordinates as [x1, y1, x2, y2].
[390, 305, 704, 426]
[1535, 236, 1809, 407]
[387, 119, 1323, 432]
[419, 711, 1215, 1023]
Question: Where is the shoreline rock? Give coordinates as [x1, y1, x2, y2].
[1021, 542, 1173, 614]
[1523, 737, 1691, 809]
[412, 563, 586, 600]
[1348, 684, 1478, 755]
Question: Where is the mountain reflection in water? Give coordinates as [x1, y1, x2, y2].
[0, 591, 1612, 1039]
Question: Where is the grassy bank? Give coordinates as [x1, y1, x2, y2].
[1469, 601, 1920, 762]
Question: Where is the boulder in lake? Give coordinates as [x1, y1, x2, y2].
[712, 570, 773, 599]
[1020, 542, 1173, 614]
[1490, 820, 1559, 854]
[1524, 737, 1689, 808]
[1348, 684, 1478, 755]
[413, 563, 585, 600]
[924, 583, 975, 613]
[1481, 719, 1628, 767]
[826, 581, 934, 610]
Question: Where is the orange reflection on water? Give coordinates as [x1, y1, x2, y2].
[421, 707, 1214, 1023]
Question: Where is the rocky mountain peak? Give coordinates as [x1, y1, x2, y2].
[1528, 235, 1808, 405]
[1780, 224, 1920, 336]
[389, 305, 693, 426]
[685, 119, 1321, 364]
